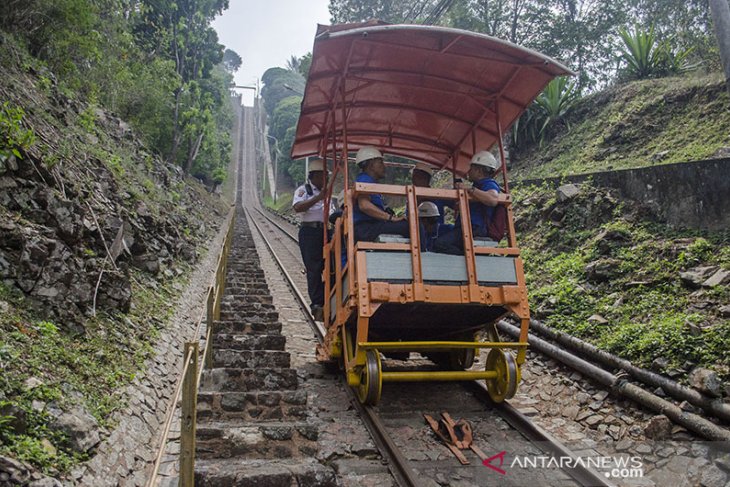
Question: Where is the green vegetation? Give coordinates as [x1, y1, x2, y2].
[0, 265, 189, 474]
[514, 183, 730, 380]
[511, 73, 730, 179]
[1, 0, 237, 183]
[0, 101, 36, 161]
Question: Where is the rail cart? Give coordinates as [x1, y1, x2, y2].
[290, 21, 573, 405]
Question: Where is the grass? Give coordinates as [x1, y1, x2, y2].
[511, 73, 730, 180]
[513, 182, 730, 380]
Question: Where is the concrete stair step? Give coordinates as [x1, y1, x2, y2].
[194, 458, 336, 487]
[201, 367, 298, 392]
[197, 390, 308, 422]
[219, 310, 279, 322]
[212, 320, 281, 335]
[195, 420, 319, 460]
[211, 333, 285, 351]
[213, 349, 290, 369]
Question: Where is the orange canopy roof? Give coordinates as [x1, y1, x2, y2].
[291, 22, 574, 174]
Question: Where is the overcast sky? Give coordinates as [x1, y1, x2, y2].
[213, 1, 332, 106]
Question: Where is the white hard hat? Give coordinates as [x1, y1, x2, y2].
[470, 151, 500, 171]
[308, 158, 325, 172]
[355, 146, 383, 166]
[417, 201, 440, 218]
[412, 162, 435, 177]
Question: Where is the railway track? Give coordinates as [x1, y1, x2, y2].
[247, 198, 617, 487]
[233, 106, 613, 486]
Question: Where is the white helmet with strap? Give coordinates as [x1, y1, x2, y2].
[470, 150, 500, 171]
[308, 158, 325, 172]
[417, 201, 440, 218]
[355, 146, 383, 166]
[412, 161, 435, 177]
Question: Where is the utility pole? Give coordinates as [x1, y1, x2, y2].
[709, 0, 730, 95]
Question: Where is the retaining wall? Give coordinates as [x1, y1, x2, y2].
[516, 158, 730, 231]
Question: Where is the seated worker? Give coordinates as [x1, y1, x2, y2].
[352, 146, 412, 243]
[433, 150, 506, 255]
[292, 158, 334, 321]
[411, 161, 452, 230]
[417, 201, 441, 252]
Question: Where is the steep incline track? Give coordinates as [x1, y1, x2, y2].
[236, 106, 614, 487]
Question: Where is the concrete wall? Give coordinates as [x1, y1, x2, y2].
[516, 158, 730, 231]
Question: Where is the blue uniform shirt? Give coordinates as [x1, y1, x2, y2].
[456, 178, 500, 233]
[353, 173, 386, 223]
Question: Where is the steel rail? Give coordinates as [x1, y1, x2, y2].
[254, 206, 614, 487]
[244, 207, 422, 487]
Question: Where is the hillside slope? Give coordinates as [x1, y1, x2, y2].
[0, 40, 229, 477]
[511, 73, 730, 180]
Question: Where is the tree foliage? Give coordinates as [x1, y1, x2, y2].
[1, 0, 237, 184]
[223, 48, 242, 73]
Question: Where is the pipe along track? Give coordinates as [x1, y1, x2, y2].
[247, 206, 614, 487]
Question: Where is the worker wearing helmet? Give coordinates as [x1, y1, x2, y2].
[433, 150, 506, 254]
[292, 158, 335, 321]
[352, 146, 412, 243]
[411, 161, 452, 229]
[417, 201, 441, 252]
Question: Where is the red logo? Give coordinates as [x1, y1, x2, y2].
[483, 451, 507, 475]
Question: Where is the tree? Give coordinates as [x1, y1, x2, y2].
[136, 0, 228, 166]
[329, 0, 440, 23]
[260, 67, 305, 116]
[222, 48, 242, 73]
[709, 0, 730, 95]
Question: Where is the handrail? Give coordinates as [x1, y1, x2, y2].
[145, 206, 235, 487]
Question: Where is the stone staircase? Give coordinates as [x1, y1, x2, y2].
[194, 215, 336, 486]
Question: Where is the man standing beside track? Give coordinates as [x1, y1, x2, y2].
[292, 158, 333, 321]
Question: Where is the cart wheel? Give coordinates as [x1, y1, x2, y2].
[448, 348, 475, 370]
[485, 349, 518, 403]
[356, 350, 382, 405]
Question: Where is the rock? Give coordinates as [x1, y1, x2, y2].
[720, 305, 730, 318]
[24, 377, 43, 390]
[585, 414, 603, 427]
[29, 478, 63, 487]
[594, 227, 631, 254]
[700, 464, 727, 487]
[715, 453, 730, 472]
[585, 258, 621, 282]
[703, 269, 730, 287]
[680, 266, 719, 288]
[0, 403, 27, 434]
[615, 439, 632, 451]
[587, 314, 608, 325]
[689, 368, 723, 397]
[557, 183, 580, 202]
[651, 357, 669, 372]
[0, 455, 30, 484]
[48, 406, 100, 453]
[644, 415, 672, 439]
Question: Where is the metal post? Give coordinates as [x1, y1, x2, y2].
[179, 342, 199, 487]
[204, 289, 214, 369]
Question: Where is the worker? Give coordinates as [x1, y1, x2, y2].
[352, 146, 412, 243]
[433, 150, 507, 254]
[292, 158, 334, 321]
[417, 201, 441, 252]
[411, 161, 451, 229]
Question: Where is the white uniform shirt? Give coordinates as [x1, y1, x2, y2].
[292, 182, 335, 223]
